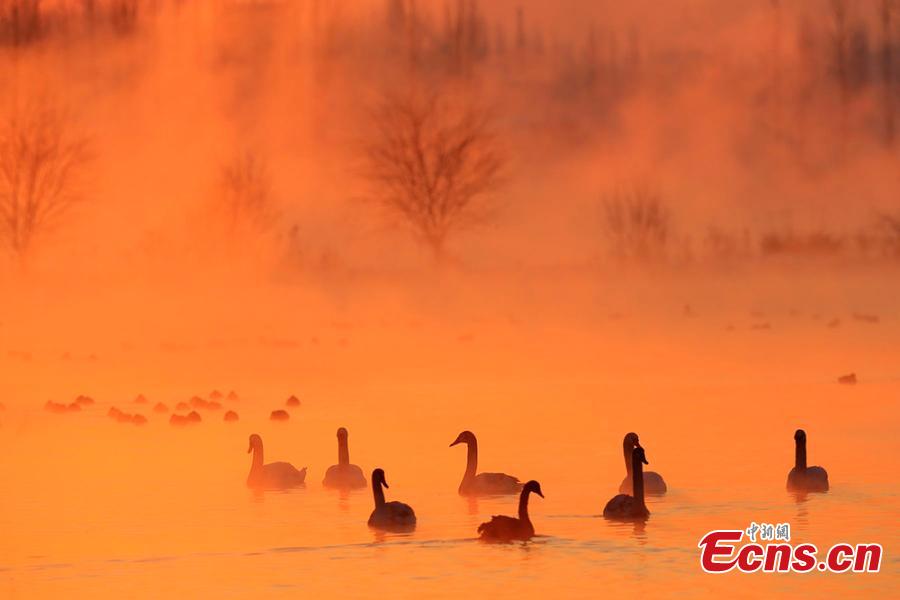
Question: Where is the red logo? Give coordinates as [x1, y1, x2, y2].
[699, 526, 882, 574]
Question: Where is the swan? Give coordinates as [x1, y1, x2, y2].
[450, 431, 521, 496]
[618, 432, 667, 495]
[323, 427, 367, 489]
[604, 446, 650, 520]
[477, 480, 544, 542]
[246, 434, 307, 490]
[786, 429, 829, 493]
[367, 468, 416, 531]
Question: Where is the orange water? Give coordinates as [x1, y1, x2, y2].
[1, 272, 898, 598]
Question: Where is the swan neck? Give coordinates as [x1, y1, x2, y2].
[372, 479, 386, 508]
[338, 437, 350, 466]
[462, 440, 478, 482]
[623, 441, 633, 476]
[632, 453, 645, 507]
[795, 438, 807, 471]
[518, 488, 531, 523]
[251, 444, 263, 470]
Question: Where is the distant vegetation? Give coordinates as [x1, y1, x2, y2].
[217, 151, 275, 238]
[1, 1, 899, 269]
[0, 100, 89, 262]
[363, 89, 503, 260]
[601, 183, 670, 262]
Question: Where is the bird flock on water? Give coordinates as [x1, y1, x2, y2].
[245, 427, 829, 542]
[33, 390, 830, 541]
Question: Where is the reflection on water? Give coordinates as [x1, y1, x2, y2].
[2, 419, 896, 598]
[1, 303, 898, 598]
[335, 489, 352, 513]
[792, 492, 811, 530]
[466, 495, 479, 516]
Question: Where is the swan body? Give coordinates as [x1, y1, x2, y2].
[367, 468, 416, 531]
[786, 429, 829, 493]
[619, 472, 667, 495]
[478, 480, 544, 542]
[323, 427, 367, 489]
[604, 446, 650, 520]
[450, 431, 521, 496]
[618, 432, 667, 495]
[246, 434, 307, 490]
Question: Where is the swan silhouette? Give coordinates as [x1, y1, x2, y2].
[367, 468, 416, 531]
[619, 432, 667, 495]
[604, 446, 650, 520]
[323, 427, 367, 489]
[246, 434, 307, 490]
[450, 431, 521, 496]
[786, 429, 829, 493]
[477, 480, 544, 542]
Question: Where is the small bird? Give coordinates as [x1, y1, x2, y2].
[604, 446, 650, 520]
[837, 373, 857, 385]
[246, 434, 306, 490]
[270, 409, 290, 422]
[323, 427, 367, 489]
[477, 480, 544, 542]
[618, 432, 667, 495]
[786, 429, 829, 493]
[450, 431, 521, 496]
[367, 468, 416, 531]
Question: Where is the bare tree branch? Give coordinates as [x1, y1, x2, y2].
[363, 89, 503, 259]
[601, 182, 670, 262]
[217, 151, 275, 237]
[0, 101, 89, 259]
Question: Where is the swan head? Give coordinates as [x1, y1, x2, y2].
[337, 427, 348, 439]
[450, 430, 476, 447]
[623, 432, 640, 448]
[248, 433, 263, 453]
[372, 468, 388, 488]
[794, 429, 806, 442]
[633, 446, 649, 465]
[524, 480, 544, 498]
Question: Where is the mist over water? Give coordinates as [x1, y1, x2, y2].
[1, 1, 899, 598]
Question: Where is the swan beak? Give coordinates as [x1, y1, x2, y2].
[247, 444, 252, 454]
[642, 456, 649, 465]
[449, 439, 461, 447]
[536, 490, 544, 498]
[383, 479, 389, 488]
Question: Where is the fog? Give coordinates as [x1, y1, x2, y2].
[3, 6, 900, 598]
[1, 0, 899, 359]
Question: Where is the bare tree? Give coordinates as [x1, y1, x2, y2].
[109, 0, 138, 35]
[441, 0, 489, 76]
[0, 102, 89, 260]
[0, 0, 42, 47]
[829, 0, 851, 140]
[363, 90, 503, 259]
[601, 182, 670, 262]
[877, 211, 900, 256]
[217, 151, 274, 237]
[881, 0, 897, 145]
